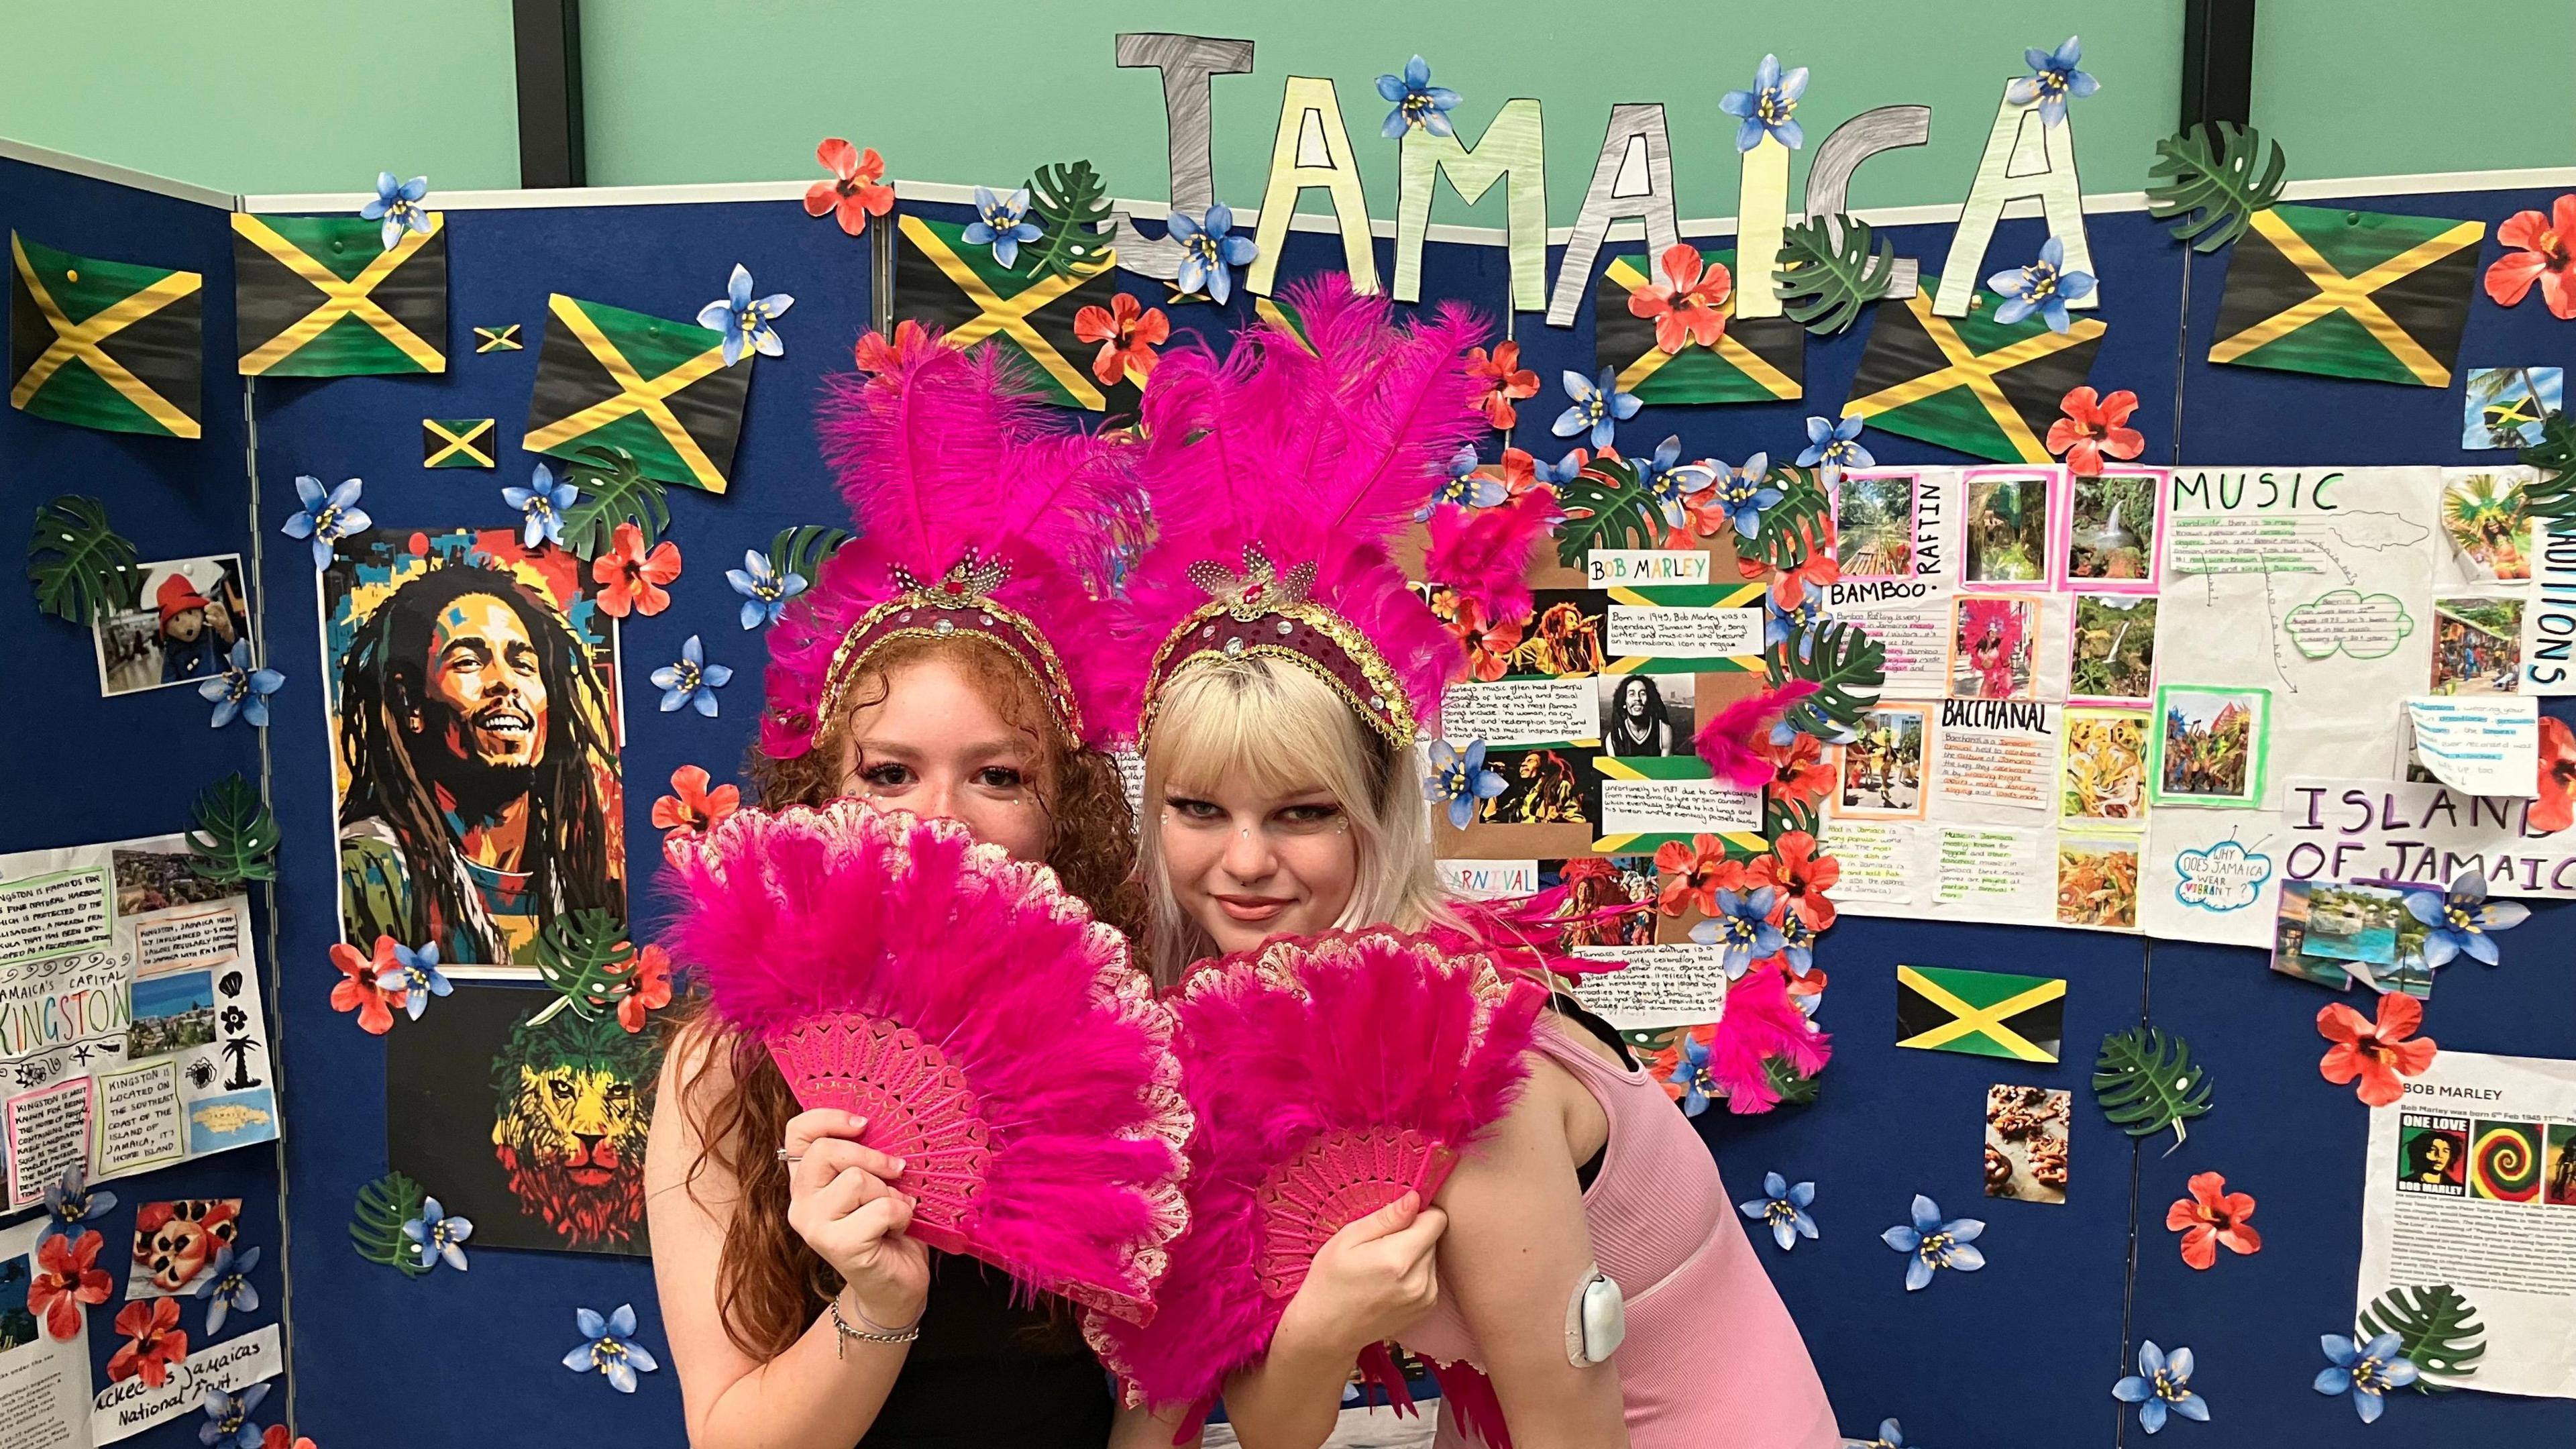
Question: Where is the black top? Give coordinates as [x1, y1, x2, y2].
[1548, 996, 1634, 1193]
[860, 1253, 1112, 1447]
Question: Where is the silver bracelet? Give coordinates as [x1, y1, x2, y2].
[827, 1296, 921, 1357]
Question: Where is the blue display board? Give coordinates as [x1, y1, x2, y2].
[0, 149, 284, 1449]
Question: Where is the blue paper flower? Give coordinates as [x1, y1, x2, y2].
[40, 1161, 115, 1245]
[1709, 452, 1782, 539]
[200, 641, 284, 729]
[1796, 415, 1876, 476]
[1774, 907, 1817, 977]
[1425, 739, 1509, 830]
[2404, 869, 2529, 967]
[727, 549, 808, 631]
[1552, 368, 1642, 450]
[1532, 448, 1590, 486]
[1669, 1030, 1717, 1116]
[565, 1303, 660, 1394]
[697, 263, 796, 366]
[375, 942, 452, 1022]
[1417, 446, 1507, 521]
[195, 1243, 261, 1336]
[1635, 436, 1711, 529]
[1719, 54, 1809, 152]
[963, 186, 1043, 270]
[1688, 885, 1784, 979]
[358, 172, 431, 251]
[1988, 237, 2096, 333]
[403, 1195, 475, 1273]
[2006, 36, 2100, 127]
[1377, 55, 1460, 139]
[1766, 584, 1826, 659]
[504, 463, 578, 550]
[1737, 1171, 1820, 1251]
[1169, 204, 1258, 305]
[1864, 1420, 1914, 1449]
[197, 1382, 268, 1449]
[2316, 1331, 2418, 1423]
[654, 635, 734, 716]
[280, 474, 369, 569]
[2114, 1340, 2211, 1434]
[1881, 1194, 1986, 1290]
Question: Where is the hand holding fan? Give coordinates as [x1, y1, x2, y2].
[1085, 928, 1544, 1417]
[663, 799, 1190, 1322]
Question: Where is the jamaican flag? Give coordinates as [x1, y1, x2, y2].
[523, 294, 751, 494]
[232, 213, 447, 376]
[1894, 964, 2065, 1063]
[896, 213, 1134, 413]
[1842, 276, 2104, 464]
[10, 233, 202, 439]
[1595, 248, 1802, 405]
[2208, 204, 2484, 388]
[423, 418, 496, 469]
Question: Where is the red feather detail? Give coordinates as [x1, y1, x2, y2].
[661, 801, 1191, 1320]
[1085, 930, 1543, 1418]
[1693, 681, 1820, 791]
[1421, 485, 1563, 633]
[1428, 1359, 1515, 1448]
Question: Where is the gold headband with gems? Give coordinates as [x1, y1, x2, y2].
[1136, 545, 1417, 750]
[817, 551, 1085, 745]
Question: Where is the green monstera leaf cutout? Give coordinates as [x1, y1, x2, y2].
[186, 773, 280, 885]
[1024, 160, 1116, 281]
[2147, 122, 2290, 253]
[28, 495, 142, 626]
[2518, 411, 2576, 520]
[1768, 620, 1886, 742]
[351, 1171, 433, 1278]
[1774, 214, 1897, 335]
[1552, 456, 1662, 568]
[2092, 1026, 2213, 1152]
[2358, 1283, 2487, 1390]
[558, 445, 673, 559]
[767, 524, 853, 588]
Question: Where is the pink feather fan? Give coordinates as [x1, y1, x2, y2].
[662, 799, 1190, 1322]
[1085, 929, 1544, 1420]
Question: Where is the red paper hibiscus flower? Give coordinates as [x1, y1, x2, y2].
[30, 1230, 110, 1340]
[804, 138, 895, 237]
[107, 1298, 188, 1385]
[1748, 830, 1840, 930]
[2485, 194, 2576, 319]
[652, 764, 742, 843]
[2534, 716, 2576, 833]
[1072, 292, 1170, 387]
[1629, 244, 1731, 353]
[2318, 994, 2437, 1108]
[853, 319, 938, 374]
[2047, 387, 2146, 478]
[592, 523, 681, 619]
[616, 944, 676, 1034]
[1654, 833, 1747, 916]
[329, 936, 407, 1035]
[1434, 592, 1523, 683]
[1465, 342, 1542, 429]
[260, 1428, 319, 1449]
[2165, 1171, 2261, 1270]
[1758, 733, 1837, 812]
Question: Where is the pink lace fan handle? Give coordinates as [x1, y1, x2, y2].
[766, 1012, 991, 1258]
[1254, 1128, 1458, 1299]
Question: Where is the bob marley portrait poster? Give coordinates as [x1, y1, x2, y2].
[319, 526, 626, 977]
[385, 983, 659, 1256]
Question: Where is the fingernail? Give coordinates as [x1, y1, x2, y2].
[890, 1157, 906, 1174]
[848, 1113, 868, 1128]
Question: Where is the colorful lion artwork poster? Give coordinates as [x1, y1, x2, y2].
[318, 526, 627, 978]
[385, 983, 659, 1256]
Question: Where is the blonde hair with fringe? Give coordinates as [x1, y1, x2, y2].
[1140, 655, 1458, 984]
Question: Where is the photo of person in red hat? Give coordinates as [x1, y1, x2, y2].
[94, 555, 254, 696]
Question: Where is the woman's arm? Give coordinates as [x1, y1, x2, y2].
[645, 1034, 928, 1448]
[1434, 1059, 1630, 1449]
[1216, 1192, 1446, 1449]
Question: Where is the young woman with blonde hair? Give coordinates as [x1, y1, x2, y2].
[1104, 281, 1841, 1449]
[645, 331, 1183, 1448]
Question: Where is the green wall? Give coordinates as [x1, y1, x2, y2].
[1, 2, 2565, 211]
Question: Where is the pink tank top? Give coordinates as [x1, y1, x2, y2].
[1399, 1017, 1841, 1449]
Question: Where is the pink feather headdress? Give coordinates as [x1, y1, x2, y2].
[1085, 929, 1543, 1424]
[1112, 276, 1511, 748]
[759, 327, 1144, 759]
[662, 799, 1191, 1322]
